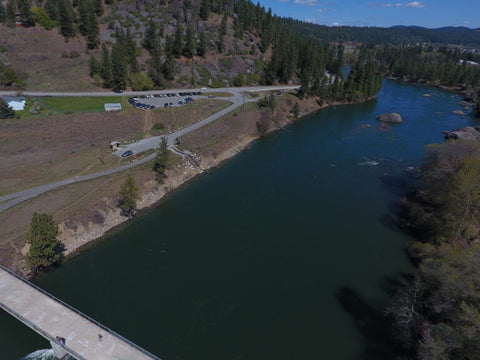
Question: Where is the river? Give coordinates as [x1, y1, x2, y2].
[1, 79, 477, 360]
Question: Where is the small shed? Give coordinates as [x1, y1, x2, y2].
[104, 103, 122, 112]
[110, 141, 120, 149]
[2, 96, 26, 111]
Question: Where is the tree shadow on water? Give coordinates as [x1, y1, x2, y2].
[336, 286, 399, 360]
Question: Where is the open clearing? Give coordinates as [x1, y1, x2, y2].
[39, 96, 125, 113]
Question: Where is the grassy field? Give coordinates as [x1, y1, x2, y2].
[39, 96, 125, 113]
[151, 99, 232, 135]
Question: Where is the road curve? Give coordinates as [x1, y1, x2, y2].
[0, 85, 299, 213]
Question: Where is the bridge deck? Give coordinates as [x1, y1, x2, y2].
[0, 267, 160, 360]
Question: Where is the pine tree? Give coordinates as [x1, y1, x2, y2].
[173, 24, 183, 58]
[58, 0, 75, 38]
[44, 0, 59, 21]
[89, 55, 101, 77]
[0, 98, 15, 119]
[5, 0, 16, 27]
[153, 137, 169, 182]
[18, 0, 35, 26]
[111, 42, 127, 90]
[199, 0, 210, 21]
[93, 0, 103, 16]
[182, 25, 195, 58]
[148, 47, 164, 87]
[119, 175, 140, 218]
[197, 31, 207, 57]
[100, 43, 112, 87]
[0, 1, 7, 23]
[25, 213, 63, 273]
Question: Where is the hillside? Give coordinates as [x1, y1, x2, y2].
[281, 19, 480, 47]
[0, 0, 334, 91]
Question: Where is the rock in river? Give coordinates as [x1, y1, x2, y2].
[376, 113, 403, 123]
[442, 126, 480, 141]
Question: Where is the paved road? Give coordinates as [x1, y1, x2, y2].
[0, 85, 299, 213]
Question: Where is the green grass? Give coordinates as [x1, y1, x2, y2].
[39, 96, 124, 113]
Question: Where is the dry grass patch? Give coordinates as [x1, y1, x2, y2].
[0, 111, 146, 195]
[151, 99, 231, 135]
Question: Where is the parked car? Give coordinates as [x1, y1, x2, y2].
[114, 89, 123, 93]
[121, 150, 133, 158]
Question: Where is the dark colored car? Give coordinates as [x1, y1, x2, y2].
[121, 150, 133, 158]
[114, 89, 123, 93]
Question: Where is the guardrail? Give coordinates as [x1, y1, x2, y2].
[0, 265, 162, 360]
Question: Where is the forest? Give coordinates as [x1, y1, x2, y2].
[393, 140, 480, 360]
[281, 18, 480, 47]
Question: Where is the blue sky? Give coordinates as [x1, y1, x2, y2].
[256, 0, 480, 28]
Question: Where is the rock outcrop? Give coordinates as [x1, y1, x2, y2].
[442, 126, 480, 141]
[377, 113, 403, 123]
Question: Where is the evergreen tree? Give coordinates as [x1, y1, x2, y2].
[182, 25, 195, 58]
[162, 53, 175, 81]
[18, 0, 34, 26]
[0, 98, 15, 119]
[111, 42, 127, 90]
[0, 1, 7, 23]
[93, 0, 103, 16]
[199, 0, 210, 21]
[25, 213, 63, 273]
[58, 0, 75, 38]
[44, 0, 58, 21]
[119, 175, 140, 218]
[197, 31, 207, 57]
[142, 19, 158, 52]
[100, 43, 112, 87]
[5, 0, 16, 27]
[217, 14, 227, 53]
[153, 137, 169, 182]
[148, 47, 164, 87]
[88, 54, 101, 77]
[173, 24, 183, 58]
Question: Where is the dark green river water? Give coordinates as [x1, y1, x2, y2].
[1, 80, 477, 360]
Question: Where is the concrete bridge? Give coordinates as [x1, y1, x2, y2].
[0, 265, 161, 360]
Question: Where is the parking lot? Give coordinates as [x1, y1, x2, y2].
[128, 91, 204, 110]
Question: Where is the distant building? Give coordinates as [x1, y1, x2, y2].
[459, 60, 479, 66]
[104, 103, 122, 112]
[1, 96, 26, 111]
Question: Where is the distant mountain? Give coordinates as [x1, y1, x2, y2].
[281, 20, 480, 47]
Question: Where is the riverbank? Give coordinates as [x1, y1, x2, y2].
[57, 95, 323, 260]
[1, 92, 325, 277]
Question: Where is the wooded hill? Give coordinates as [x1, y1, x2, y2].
[0, 0, 384, 104]
[281, 19, 480, 47]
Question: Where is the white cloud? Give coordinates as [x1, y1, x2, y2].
[405, 1, 424, 7]
[305, 18, 318, 23]
[316, 8, 330, 12]
[369, 1, 424, 8]
[332, 21, 342, 26]
[294, 0, 321, 5]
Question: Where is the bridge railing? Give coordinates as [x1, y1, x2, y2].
[0, 265, 162, 360]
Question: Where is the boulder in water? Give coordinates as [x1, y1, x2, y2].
[376, 113, 403, 123]
[442, 126, 480, 141]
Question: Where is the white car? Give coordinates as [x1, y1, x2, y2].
[200, 87, 207, 90]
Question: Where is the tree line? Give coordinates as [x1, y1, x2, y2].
[280, 18, 480, 47]
[0, 0, 102, 49]
[390, 139, 480, 359]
